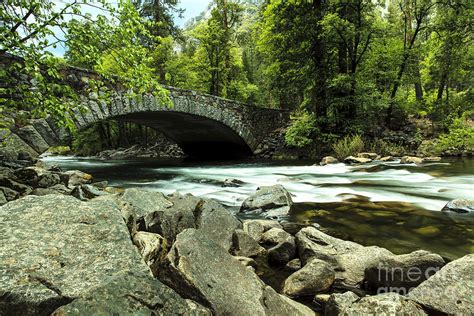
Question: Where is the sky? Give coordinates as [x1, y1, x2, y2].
[48, 0, 211, 56]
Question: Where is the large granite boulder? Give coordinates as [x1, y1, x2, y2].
[240, 185, 293, 218]
[0, 195, 199, 315]
[408, 254, 474, 315]
[121, 189, 241, 251]
[157, 228, 314, 315]
[52, 271, 210, 315]
[442, 199, 474, 213]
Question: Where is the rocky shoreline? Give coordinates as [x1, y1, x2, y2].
[0, 159, 473, 315]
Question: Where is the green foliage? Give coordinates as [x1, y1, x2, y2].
[435, 115, 474, 154]
[368, 139, 407, 156]
[285, 111, 318, 148]
[72, 126, 104, 156]
[332, 135, 365, 160]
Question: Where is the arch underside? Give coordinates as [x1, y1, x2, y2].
[113, 111, 253, 158]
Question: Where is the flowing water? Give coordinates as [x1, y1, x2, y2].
[42, 155, 474, 260]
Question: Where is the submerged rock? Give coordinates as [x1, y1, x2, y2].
[240, 185, 293, 218]
[408, 254, 474, 315]
[0, 195, 196, 315]
[442, 198, 474, 213]
[157, 228, 314, 315]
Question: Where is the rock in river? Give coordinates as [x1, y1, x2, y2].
[0, 195, 203, 315]
[442, 198, 474, 213]
[240, 184, 293, 218]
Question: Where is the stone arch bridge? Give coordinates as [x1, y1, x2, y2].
[5, 63, 290, 159]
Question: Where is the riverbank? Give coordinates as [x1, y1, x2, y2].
[1, 163, 473, 314]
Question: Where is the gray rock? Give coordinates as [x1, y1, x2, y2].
[325, 291, 359, 316]
[30, 187, 65, 196]
[232, 229, 267, 258]
[285, 258, 302, 272]
[0, 129, 39, 160]
[242, 219, 282, 241]
[296, 227, 393, 290]
[0, 175, 32, 195]
[37, 173, 61, 188]
[408, 254, 474, 315]
[442, 198, 474, 213]
[344, 156, 372, 164]
[16, 125, 50, 153]
[197, 198, 242, 252]
[240, 185, 293, 217]
[261, 227, 296, 265]
[132, 231, 167, 269]
[91, 180, 108, 189]
[0, 190, 7, 205]
[142, 192, 201, 242]
[365, 250, 445, 291]
[338, 292, 426, 315]
[64, 170, 93, 187]
[282, 259, 335, 297]
[0, 195, 182, 315]
[319, 156, 339, 166]
[120, 188, 173, 233]
[31, 118, 59, 147]
[157, 229, 314, 315]
[0, 186, 20, 201]
[52, 271, 210, 315]
[13, 167, 41, 186]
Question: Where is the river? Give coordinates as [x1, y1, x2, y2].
[42, 155, 474, 260]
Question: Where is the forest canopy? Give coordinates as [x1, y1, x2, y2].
[1, 0, 472, 154]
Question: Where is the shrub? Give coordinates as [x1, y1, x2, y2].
[285, 110, 318, 148]
[435, 115, 474, 154]
[369, 139, 407, 156]
[332, 134, 365, 160]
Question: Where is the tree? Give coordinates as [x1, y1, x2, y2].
[0, 0, 110, 129]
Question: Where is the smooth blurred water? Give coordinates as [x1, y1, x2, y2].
[42, 155, 474, 259]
